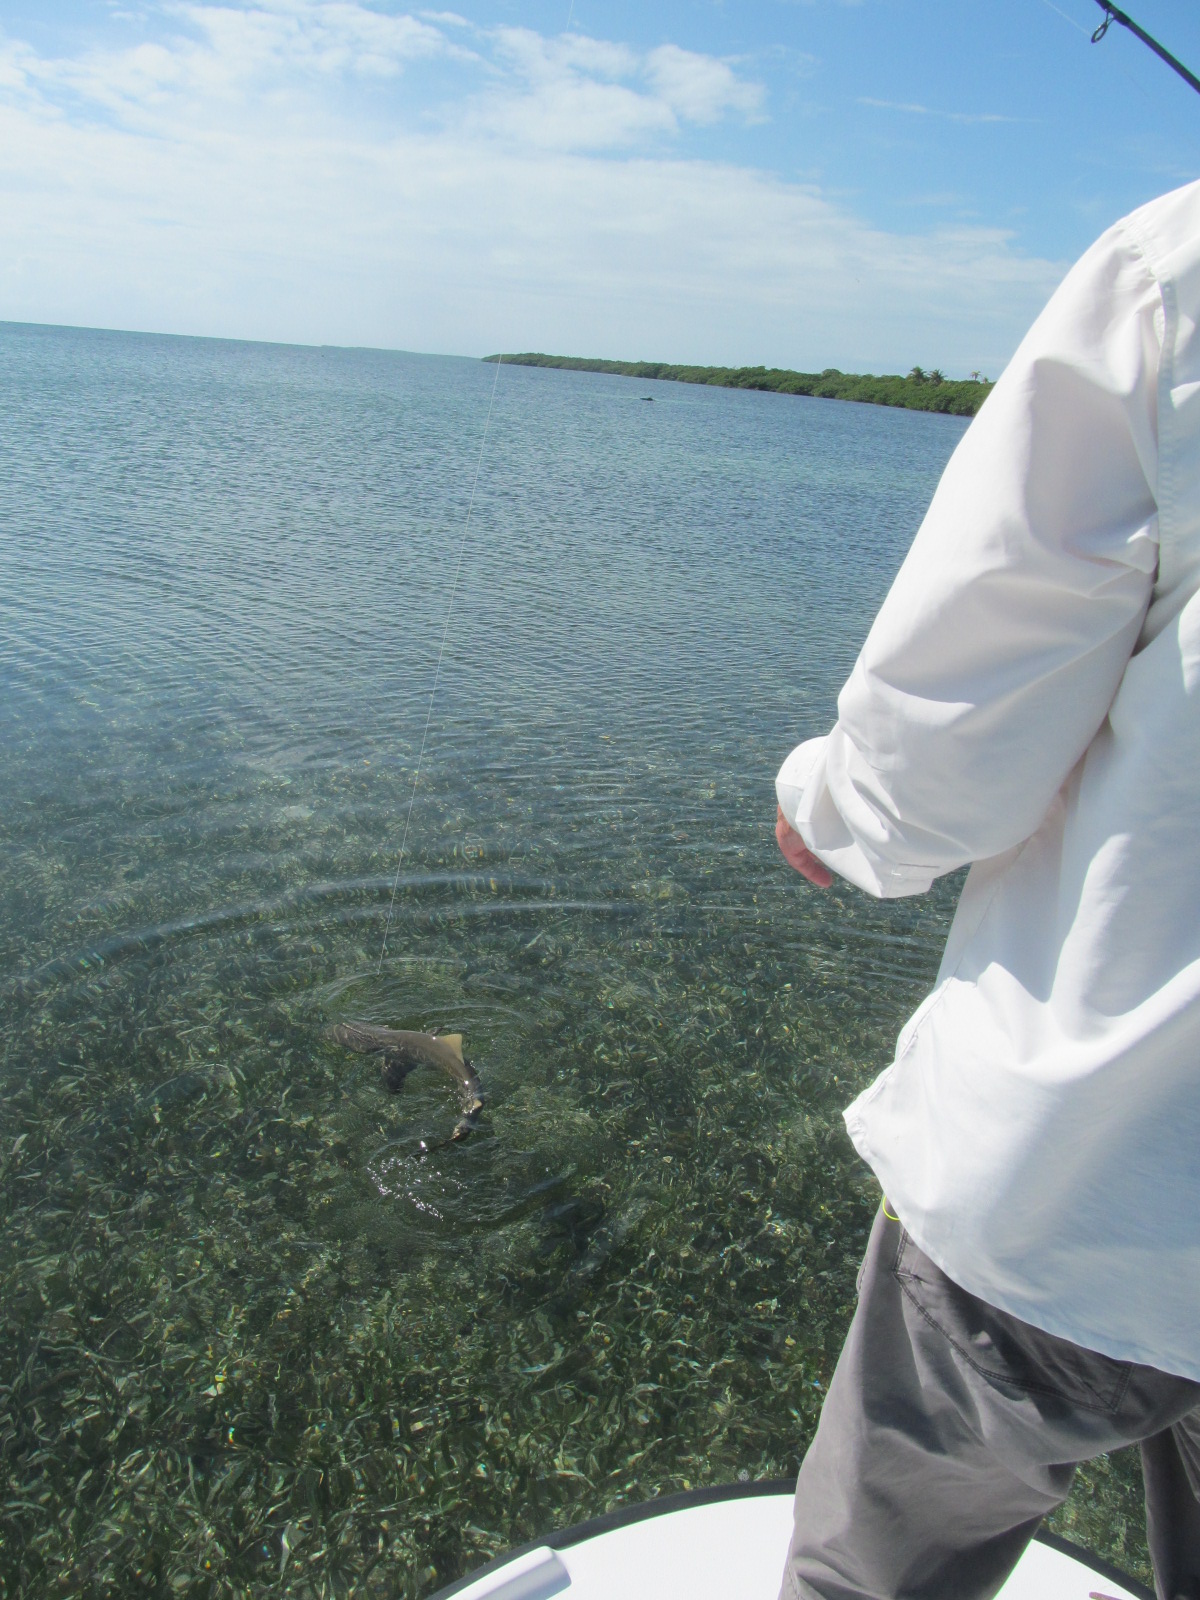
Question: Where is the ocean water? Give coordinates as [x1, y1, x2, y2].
[0, 323, 1146, 1596]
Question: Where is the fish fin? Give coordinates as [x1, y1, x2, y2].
[380, 1056, 415, 1093]
[440, 1033, 465, 1062]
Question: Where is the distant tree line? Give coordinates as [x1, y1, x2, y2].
[484, 354, 993, 416]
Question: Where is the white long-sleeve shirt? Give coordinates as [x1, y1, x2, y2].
[776, 179, 1200, 1381]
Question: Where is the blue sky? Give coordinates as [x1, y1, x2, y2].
[2, 0, 1199, 373]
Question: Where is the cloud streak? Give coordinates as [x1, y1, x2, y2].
[858, 96, 1030, 126]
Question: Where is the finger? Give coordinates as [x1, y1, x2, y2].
[796, 849, 834, 888]
[776, 808, 833, 886]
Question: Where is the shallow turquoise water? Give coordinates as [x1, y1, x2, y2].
[0, 324, 1145, 1596]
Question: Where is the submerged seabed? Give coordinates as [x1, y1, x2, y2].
[0, 324, 1147, 1596]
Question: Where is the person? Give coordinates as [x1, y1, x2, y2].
[773, 178, 1200, 1600]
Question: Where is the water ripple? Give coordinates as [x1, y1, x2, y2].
[0, 325, 1007, 1599]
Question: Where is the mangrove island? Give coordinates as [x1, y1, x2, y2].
[484, 353, 993, 416]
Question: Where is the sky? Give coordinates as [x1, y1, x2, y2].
[2, 0, 1200, 374]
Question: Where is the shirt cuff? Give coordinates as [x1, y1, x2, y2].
[776, 735, 936, 900]
[775, 737, 827, 827]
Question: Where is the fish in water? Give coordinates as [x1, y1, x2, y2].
[330, 1022, 484, 1143]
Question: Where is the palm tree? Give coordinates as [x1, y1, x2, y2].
[907, 366, 926, 382]
[928, 369, 945, 385]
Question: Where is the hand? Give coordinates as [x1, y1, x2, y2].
[776, 805, 833, 888]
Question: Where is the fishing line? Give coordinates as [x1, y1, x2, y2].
[1035, 0, 1088, 37]
[376, 354, 504, 974]
[1031, 0, 1156, 107]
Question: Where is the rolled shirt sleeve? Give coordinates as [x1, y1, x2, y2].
[777, 217, 1163, 898]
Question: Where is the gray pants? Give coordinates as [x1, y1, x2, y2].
[780, 1206, 1200, 1600]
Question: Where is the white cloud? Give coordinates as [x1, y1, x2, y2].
[469, 30, 672, 151]
[171, 0, 462, 80]
[0, 37, 39, 99]
[470, 27, 763, 151]
[2, 2, 469, 133]
[645, 45, 764, 124]
[492, 27, 640, 84]
[0, 4, 1065, 375]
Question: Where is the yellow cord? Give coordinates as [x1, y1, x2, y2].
[882, 1198, 900, 1222]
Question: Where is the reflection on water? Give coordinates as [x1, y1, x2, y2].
[0, 323, 1147, 1596]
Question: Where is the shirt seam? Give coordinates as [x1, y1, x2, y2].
[1116, 208, 1171, 590]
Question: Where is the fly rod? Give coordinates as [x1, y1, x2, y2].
[1091, 2, 1200, 98]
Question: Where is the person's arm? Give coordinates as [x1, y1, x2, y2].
[777, 217, 1163, 898]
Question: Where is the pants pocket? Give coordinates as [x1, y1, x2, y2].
[892, 1228, 1133, 1415]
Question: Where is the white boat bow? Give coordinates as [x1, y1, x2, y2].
[430, 1482, 1150, 1600]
